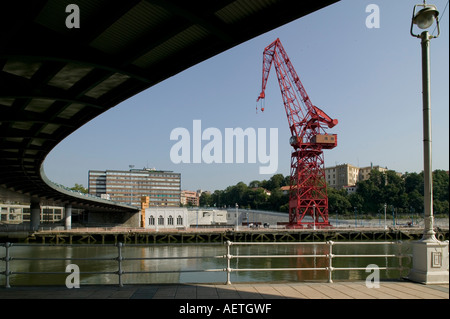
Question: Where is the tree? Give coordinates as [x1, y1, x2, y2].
[348, 193, 364, 214]
[244, 188, 269, 210]
[211, 190, 224, 208]
[328, 187, 352, 215]
[199, 192, 213, 207]
[384, 171, 407, 213]
[404, 172, 422, 193]
[248, 180, 261, 188]
[70, 183, 88, 193]
[356, 172, 383, 214]
[268, 187, 287, 212]
[433, 170, 449, 215]
[266, 174, 286, 191]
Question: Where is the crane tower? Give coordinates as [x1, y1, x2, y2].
[257, 38, 338, 228]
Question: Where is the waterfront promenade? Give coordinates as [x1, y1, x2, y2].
[0, 280, 448, 299]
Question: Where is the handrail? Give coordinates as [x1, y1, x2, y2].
[1, 241, 411, 288]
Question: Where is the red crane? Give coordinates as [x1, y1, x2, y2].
[257, 38, 338, 228]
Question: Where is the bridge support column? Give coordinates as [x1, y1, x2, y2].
[65, 204, 72, 230]
[30, 200, 40, 231]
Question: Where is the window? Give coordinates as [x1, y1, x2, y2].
[158, 215, 164, 225]
[168, 215, 174, 225]
[177, 215, 183, 225]
[149, 215, 155, 226]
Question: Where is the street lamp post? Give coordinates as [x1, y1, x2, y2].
[392, 207, 395, 227]
[408, 1, 448, 284]
[235, 203, 239, 231]
[410, 2, 440, 241]
[384, 203, 387, 230]
[335, 209, 338, 227]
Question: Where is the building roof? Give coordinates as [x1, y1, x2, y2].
[0, 0, 339, 211]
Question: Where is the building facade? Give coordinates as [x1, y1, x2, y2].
[88, 168, 181, 207]
[188, 209, 228, 227]
[325, 164, 389, 189]
[0, 204, 64, 224]
[325, 163, 360, 189]
[180, 190, 200, 206]
[144, 207, 188, 229]
[144, 207, 230, 229]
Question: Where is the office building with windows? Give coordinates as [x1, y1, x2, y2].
[88, 168, 181, 207]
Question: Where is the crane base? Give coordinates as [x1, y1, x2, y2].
[286, 222, 333, 229]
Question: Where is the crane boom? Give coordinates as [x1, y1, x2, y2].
[257, 38, 338, 228]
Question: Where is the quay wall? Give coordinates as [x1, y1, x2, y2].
[1, 226, 448, 245]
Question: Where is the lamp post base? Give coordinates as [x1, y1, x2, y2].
[408, 238, 449, 284]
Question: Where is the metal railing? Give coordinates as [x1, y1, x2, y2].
[0, 241, 411, 288]
[224, 241, 409, 284]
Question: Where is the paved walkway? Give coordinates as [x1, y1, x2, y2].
[0, 280, 448, 299]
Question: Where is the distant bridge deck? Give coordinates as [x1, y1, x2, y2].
[2, 226, 448, 244]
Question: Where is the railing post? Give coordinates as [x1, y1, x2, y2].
[327, 241, 333, 283]
[117, 242, 123, 287]
[225, 240, 232, 285]
[4, 242, 11, 288]
[397, 240, 403, 277]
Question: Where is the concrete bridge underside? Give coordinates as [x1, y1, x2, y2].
[0, 1, 339, 229]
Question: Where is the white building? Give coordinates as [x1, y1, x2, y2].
[144, 207, 188, 229]
[188, 209, 228, 227]
[144, 207, 230, 229]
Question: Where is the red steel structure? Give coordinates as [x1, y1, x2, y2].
[257, 38, 338, 228]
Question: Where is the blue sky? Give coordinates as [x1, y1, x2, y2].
[44, 0, 449, 192]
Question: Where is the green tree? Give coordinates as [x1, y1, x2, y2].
[70, 183, 88, 194]
[404, 172, 422, 193]
[268, 187, 287, 212]
[199, 192, 213, 207]
[384, 170, 408, 214]
[328, 187, 352, 215]
[265, 174, 287, 191]
[248, 180, 261, 188]
[244, 188, 269, 210]
[433, 170, 449, 215]
[348, 192, 364, 214]
[356, 171, 383, 213]
[211, 190, 224, 208]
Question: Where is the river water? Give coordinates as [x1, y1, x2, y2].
[0, 242, 412, 286]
